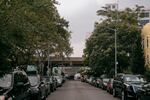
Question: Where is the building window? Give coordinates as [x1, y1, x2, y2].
[147, 55, 149, 64]
[147, 37, 149, 48]
[142, 38, 144, 49]
[139, 20, 150, 26]
[141, 12, 150, 18]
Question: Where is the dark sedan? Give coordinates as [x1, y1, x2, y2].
[113, 74, 145, 100]
[0, 70, 31, 100]
[28, 75, 47, 100]
[42, 76, 51, 96]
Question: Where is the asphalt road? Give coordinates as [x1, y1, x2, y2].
[47, 80, 119, 100]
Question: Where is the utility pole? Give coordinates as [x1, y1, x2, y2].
[115, 0, 119, 76]
[115, 29, 117, 76]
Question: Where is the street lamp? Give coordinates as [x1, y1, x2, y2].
[106, 27, 117, 76]
[115, 0, 119, 76]
[114, 29, 117, 76]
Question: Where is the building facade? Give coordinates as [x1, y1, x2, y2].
[105, 3, 118, 11]
[142, 23, 150, 68]
[139, 10, 150, 26]
[105, 3, 150, 26]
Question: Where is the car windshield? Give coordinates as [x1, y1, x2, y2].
[28, 76, 39, 86]
[0, 74, 12, 88]
[125, 76, 141, 82]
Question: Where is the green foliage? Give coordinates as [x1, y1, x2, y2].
[144, 68, 150, 82]
[0, 0, 72, 71]
[131, 34, 145, 74]
[84, 6, 145, 76]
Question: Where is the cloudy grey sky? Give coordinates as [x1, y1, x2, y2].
[57, 0, 150, 57]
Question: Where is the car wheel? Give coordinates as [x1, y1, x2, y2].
[113, 88, 117, 97]
[121, 91, 127, 100]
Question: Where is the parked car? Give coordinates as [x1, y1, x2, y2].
[49, 76, 57, 92]
[95, 77, 101, 87]
[113, 74, 145, 100]
[52, 76, 57, 90]
[42, 76, 51, 96]
[0, 70, 31, 100]
[86, 77, 91, 83]
[81, 76, 86, 82]
[28, 74, 47, 100]
[88, 76, 95, 85]
[99, 78, 109, 90]
[92, 77, 97, 86]
[137, 83, 150, 100]
[106, 78, 113, 94]
[54, 75, 63, 87]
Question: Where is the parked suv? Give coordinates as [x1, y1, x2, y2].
[113, 74, 145, 100]
[0, 70, 31, 100]
[28, 74, 47, 100]
[42, 76, 51, 96]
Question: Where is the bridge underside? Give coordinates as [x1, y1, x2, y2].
[51, 61, 84, 67]
[44, 57, 85, 67]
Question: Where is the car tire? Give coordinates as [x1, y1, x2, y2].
[113, 88, 117, 97]
[121, 91, 128, 100]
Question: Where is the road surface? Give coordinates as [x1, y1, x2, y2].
[47, 80, 119, 100]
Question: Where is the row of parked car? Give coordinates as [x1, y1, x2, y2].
[82, 74, 150, 100]
[0, 67, 65, 100]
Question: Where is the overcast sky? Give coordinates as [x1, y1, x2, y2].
[57, 0, 150, 57]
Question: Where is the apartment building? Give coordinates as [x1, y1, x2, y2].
[142, 23, 150, 67]
[139, 10, 150, 26]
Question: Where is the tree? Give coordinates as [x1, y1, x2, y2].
[0, 0, 72, 71]
[84, 5, 145, 76]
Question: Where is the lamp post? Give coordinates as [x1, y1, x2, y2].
[114, 0, 119, 76]
[114, 29, 117, 76]
[47, 45, 50, 76]
[106, 28, 117, 76]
